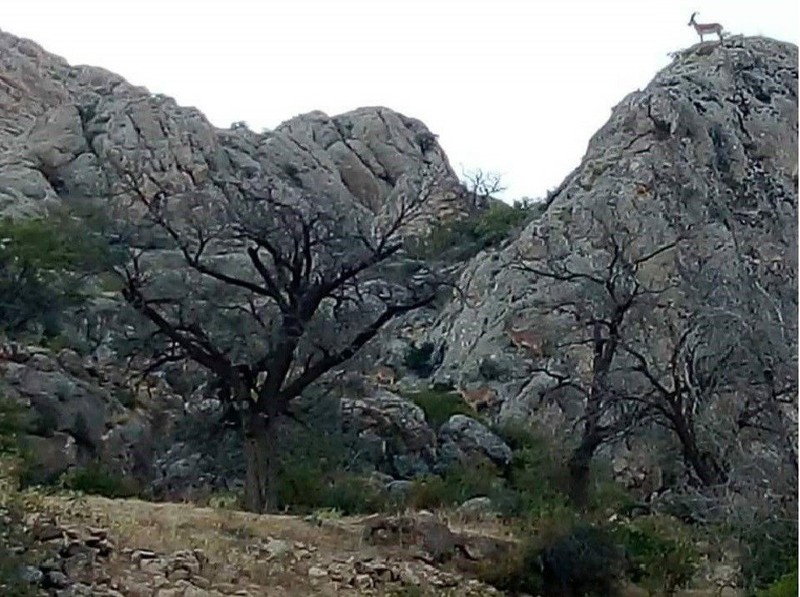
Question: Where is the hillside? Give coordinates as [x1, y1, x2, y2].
[0, 29, 796, 597]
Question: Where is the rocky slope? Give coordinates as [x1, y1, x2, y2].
[0, 27, 475, 489]
[0, 30, 796, 503]
[3, 488, 512, 596]
[429, 36, 797, 412]
[0, 29, 470, 223]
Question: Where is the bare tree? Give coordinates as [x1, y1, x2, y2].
[102, 166, 449, 512]
[514, 210, 678, 507]
[462, 168, 506, 209]
[514, 202, 797, 508]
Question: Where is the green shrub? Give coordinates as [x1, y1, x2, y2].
[276, 458, 327, 511]
[476, 540, 542, 595]
[401, 389, 477, 429]
[406, 462, 505, 511]
[277, 467, 390, 515]
[493, 424, 572, 519]
[478, 524, 624, 596]
[739, 516, 799, 591]
[0, 396, 28, 456]
[403, 342, 437, 377]
[614, 516, 698, 595]
[60, 464, 140, 499]
[319, 475, 389, 515]
[407, 201, 537, 263]
[0, 212, 119, 338]
[539, 524, 625, 596]
[758, 568, 799, 597]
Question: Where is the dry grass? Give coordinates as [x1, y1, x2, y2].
[31, 493, 382, 593]
[11, 489, 743, 597]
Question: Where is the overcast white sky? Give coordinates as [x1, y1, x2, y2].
[3, 1, 798, 200]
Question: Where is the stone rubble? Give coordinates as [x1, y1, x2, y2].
[14, 512, 505, 596]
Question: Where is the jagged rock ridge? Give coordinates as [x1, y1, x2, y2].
[0, 28, 470, 225]
[425, 36, 797, 492]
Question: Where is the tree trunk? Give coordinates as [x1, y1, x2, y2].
[243, 409, 278, 513]
[672, 416, 725, 487]
[568, 433, 603, 510]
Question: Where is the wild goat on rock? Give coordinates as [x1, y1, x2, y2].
[688, 12, 724, 43]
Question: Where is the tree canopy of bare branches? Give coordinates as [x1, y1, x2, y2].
[513, 200, 796, 509]
[101, 165, 450, 512]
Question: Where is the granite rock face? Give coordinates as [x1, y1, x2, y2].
[0, 29, 471, 227]
[429, 37, 797, 415]
[436, 415, 512, 472]
[1, 344, 178, 484]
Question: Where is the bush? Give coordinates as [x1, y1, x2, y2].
[739, 516, 799, 591]
[277, 463, 323, 511]
[614, 516, 698, 595]
[478, 524, 625, 596]
[0, 212, 118, 339]
[277, 466, 390, 515]
[319, 475, 389, 515]
[0, 396, 28, 456]
[60, 464, 140, 499]
[539, 525, 625, 596]
[406, 462, 506, 511]
[493, 424, 572, 520]
[401, 389, 477, 429]
[758, 568, 799, 597]
[403, 342, 437, 377]
[476, 540, 542, 595]
[407, 201, 537, 263]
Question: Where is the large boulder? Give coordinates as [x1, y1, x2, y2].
[341, 389, 437, 479]
[1, 345, 167, 483]
[436, 415, 512, 471]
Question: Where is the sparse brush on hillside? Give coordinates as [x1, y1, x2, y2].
[400, 388, 478, 428]
[0, 211, 116, 340]
[407, 200, 540, 262]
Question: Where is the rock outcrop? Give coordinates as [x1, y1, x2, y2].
[0, 29, 471, 227]
[1, 343, 180, 485]
[429, 37, 797, 416]
[341, 389, 438, 479]
[436, 415, 512, 471]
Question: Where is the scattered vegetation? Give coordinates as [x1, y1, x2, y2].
[59, 464, 141, 499]
[738, 516, 799, 592]
[407, 200, 540, 262]
[400, 388, 477, 429]
[613, 515, 699, 595]
[403, 342, 437, 377]
[406, 462, 504, 511]
[0, 211, 119, 340]
[758, 568, 799, 597]
[479, 524, 625, 596]
[0, 395, 27, 456]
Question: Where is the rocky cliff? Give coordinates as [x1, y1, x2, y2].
[430, 36, 797, 403]
[0, 29, 469, 224]
[0, 30, 796, 500]
[424, 36, 797, 492]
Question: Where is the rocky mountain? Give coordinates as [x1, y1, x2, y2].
[423, 36, 797, 495]
[0, 29, 796, 509]
[431, 35, 797, 405]
[0, 27, 475, 490]
[0, 29, 469, 224]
